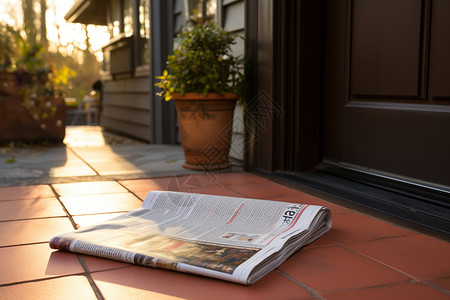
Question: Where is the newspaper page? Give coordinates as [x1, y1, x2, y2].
[50, 191, 332, 285]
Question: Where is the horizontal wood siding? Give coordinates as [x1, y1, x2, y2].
[174, 0, 184, 33]
[223, 1, 245, 32]
[102, 118, 152, 141]
[101, 76, 152, 141]
[102, 106, 151, 125]
[102, 93, 151, 110]
[102, 77, 150, 93]
[230, 33, 245, 57]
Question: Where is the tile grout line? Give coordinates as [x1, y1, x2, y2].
[88, 265, 135, 274]
[335, 241, 422, 282]
[422, 279, 450, 296]
[0, 197, 57, 203]
[67, 147, 100, 176]
[116, 181, 144, 202]
[0, 274, 86, 288]
[276, 269, 325, 299]
[211, 174, 249, 198]
[49, 183, 104, 299]
[70, 211, 129, 217]
[318, 280, 413, 296]
[76, 255, 105, 300]
[0, 215, 68, 223]
[0, 241, 50, 249]
[48, 185, 78, 230]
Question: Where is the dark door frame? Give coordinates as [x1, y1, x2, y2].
[245, 0, 322, 172]
[150, 0, 177, 144]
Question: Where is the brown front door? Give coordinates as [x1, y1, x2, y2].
[322, 0, 450, 187]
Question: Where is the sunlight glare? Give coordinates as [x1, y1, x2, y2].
[0, 0, 109, 62]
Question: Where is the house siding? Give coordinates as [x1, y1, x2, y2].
[222, 0, 246, 163]
[102, 76, 153, 141]
[173, 0, 184, 33]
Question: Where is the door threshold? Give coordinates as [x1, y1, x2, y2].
[264, 164, 450, 240]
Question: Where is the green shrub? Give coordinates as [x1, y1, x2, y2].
[155, 15, 244, 101]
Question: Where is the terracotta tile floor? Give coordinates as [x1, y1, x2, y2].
[0, 172, 448, 299]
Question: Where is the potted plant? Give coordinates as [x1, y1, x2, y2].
[0, 24, 19, 96]
[156, 16, 245, 170]
[0, 24, 70, 143]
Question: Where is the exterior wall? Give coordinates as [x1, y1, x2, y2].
[221, 0, 246, 163]
[99, 0, 154, 142]
[173, 0, 184, 33]
[102, 74, 153, 141]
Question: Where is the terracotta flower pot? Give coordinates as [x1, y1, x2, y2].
[173, 92, 237, 170]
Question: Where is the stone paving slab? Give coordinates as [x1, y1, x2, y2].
[0, 126, 219, 187]
[69, 144, 187, 176]
[0, 146, 96, 183]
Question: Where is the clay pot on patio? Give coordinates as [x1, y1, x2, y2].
[0, 96, 66, 143]
[173, 92, 237, 171]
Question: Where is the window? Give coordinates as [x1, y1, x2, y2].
[123, 0, 134, 37]
[103, 49, 110, 73]
[104, 0, 135, 74]
[189, 0, 216, 20]
[138, 0, 150, 66]
[107, 0, 134, 38]
[108, 0, 121, 38]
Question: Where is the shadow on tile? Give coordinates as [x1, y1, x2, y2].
[92, 266, 314, 300]
[45, 250, 85, 276]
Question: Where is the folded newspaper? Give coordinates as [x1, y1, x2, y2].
[50, 191, 332, 285]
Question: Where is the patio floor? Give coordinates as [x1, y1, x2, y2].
[0, 126, 199, 187]
[0, 172, 449, 299]
[0, 126, 448, 299]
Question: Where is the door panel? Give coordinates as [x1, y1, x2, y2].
[429, 0, 450, 101]
[323, 0, 450, 187]
[352, 0, 422, 97]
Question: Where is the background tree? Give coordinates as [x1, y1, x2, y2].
[2, 0, 105, 101]
[40, 0, 47, 46]
[22, 0, 37, 44]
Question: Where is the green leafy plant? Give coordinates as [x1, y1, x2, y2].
[0, 24, 18, 72]
[0, 23, 75, 128]
[155, 15, 245, 102]
[5, 156, 15, 163]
